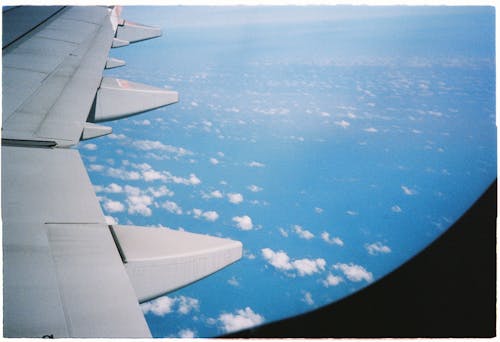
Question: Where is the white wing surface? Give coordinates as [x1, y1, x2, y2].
[2, 6, 242, 338]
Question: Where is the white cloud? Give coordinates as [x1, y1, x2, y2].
[335, 120, 350, 128]
[261, 248, 326, 277]
[210, 157, 219, 165]
[127, 195, 153, 216]
[364, 127, 378, 133]
[108, 133, 126, 140]
[247, 184, 263, 192]
[321, 232, 344, 246]
[227, 192, 244, 204]
[141, 295, 199, 317]
[261, 248, 293, 271]
[192, 208, 219, 222]
[233, 215, 253, 230]
[82, 143, 97, 150]
[401, 185, 417, 195]
[134, 119, 151, 126]
[391, 205, 402, 213]
[293, 225, 314, 240]
[334, 263, 373, 283]
[132, 139, 193, 157]
[247, 161, 265, 168]
[177, 296, 199, 314]
[228, 276, 239, 287]
[302, 292, 314, 306]
[178, 329, 195, 338]
[148, 185, 174, 198]
[322, 273, 343, 287]
[314, 207, 323, 214]
[204, 190, 223, 199]
[104, 183, 123, 193]
[124, 185, 141, 196]
[187, 173, 201, 185]
[202, 211, 219, 222]
[292, 258, 326, 276]
[346, 210, 358, 216]
[143, 169, 168, 182]
[107, 167, 141, 180]
[89, 164, 104, 172]
[365, 242, 392, 255]
[278, 227, 288, 237]
[141, 296, 176, 316]
[162, 200, 183, 215]
[103, 199, 125, 213]
[218, 307, 264, 333]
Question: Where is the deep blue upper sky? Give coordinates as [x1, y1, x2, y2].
[79, 6, 495, 337]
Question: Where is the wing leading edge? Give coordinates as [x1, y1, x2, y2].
[2, 6, 243, 337]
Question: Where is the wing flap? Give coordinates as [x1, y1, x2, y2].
[2, 146, 151, 337]
[111, 225, 243, 302]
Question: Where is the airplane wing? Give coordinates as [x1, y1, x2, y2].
[2, 6, 243, 338]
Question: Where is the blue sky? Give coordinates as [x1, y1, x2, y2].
[79, 6, 495, 337]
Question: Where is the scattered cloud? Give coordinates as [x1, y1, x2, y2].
[292, 258, 327, 276]
[210, 158, 219, 165]
[132, 139, 193, 157]
[203, 190, 224, 199]
[322, 273, 343, 287]
[89, 164, 104, 172]
[108, 133, 126, 140]
[321, 232, 344, 246]
[391, 205, 402, 213]
[346, 210, 358, 216]
[401, 185, 417, 195]
[247, 184, 263, 192]
[334, 120, 350, 128]
[103, 199, 125, 213]
[217, 307, 264, 333]
[292, 225, 314, 240]
[334, 263, 373, 283]
[141, 296, 175, 316]
[228, 276, 239, 287]
[127, 194, 153, 216]
[82, 143, 97, 151]
[104, 183, 123, 193]
[365, 242, 392, 255]
[193, 208, 219, 222]
[177, 296, 200, 315]
[247, 161, 265, 168]
[227, 193, 244, 204]
[134, 119, 151, 126]
[314, 207, 323, 214]
[278, 227, 288, 237]
[261, 248, 326, 277]
[178, 329, 195, 338]
[148, 185, 174, 198]
[302, 292, 314, 306]
[107, 167, 141, 181]
[233, 215, 253, 230]
[162, 200, 183, 215]
[141, 295, 199, 317]
[364, 127, 378, 133]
